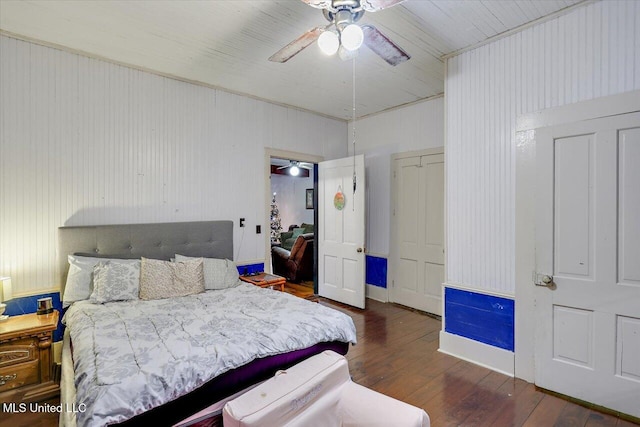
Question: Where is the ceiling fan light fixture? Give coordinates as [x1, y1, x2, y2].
[318, 30, 339, 55]
[289, 165, 301, 176]
[340, 24, 364, 51]
[338, 44, 358, 61]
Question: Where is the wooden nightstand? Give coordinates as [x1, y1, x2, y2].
[0, 311, 60, 403]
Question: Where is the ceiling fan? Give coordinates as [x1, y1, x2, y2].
[276, 160, 314, 176]
[269, 0, 410, 66]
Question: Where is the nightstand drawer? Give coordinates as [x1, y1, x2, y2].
[0, 359, 39, 392]
[0, 337, 38, 368]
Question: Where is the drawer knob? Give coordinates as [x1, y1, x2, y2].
[0, 373, 17, 386]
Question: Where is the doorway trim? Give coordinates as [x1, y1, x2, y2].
[264, 148, 323, 276]
[514, 89, 640, 382]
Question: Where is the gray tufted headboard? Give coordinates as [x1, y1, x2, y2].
[57, 221, 233, 296]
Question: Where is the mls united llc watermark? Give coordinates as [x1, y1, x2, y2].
[2, 402, 87, 413]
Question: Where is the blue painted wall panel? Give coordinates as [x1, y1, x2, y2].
[237, 263, 265, 276]
[444, 287, 514, 351]
[365, 255, 387, 288]
[4, 292, 64, 342]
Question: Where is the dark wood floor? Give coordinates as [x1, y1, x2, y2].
[282, 280, 314, 299]
[4, 297, 637, 427]
[321, 298, 638, 427]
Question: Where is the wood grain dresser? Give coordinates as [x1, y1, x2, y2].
[0, 311, 59, 403]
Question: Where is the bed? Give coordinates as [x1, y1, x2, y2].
[57, 221, 357, 427]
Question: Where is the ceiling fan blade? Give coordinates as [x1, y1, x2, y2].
[268, 27, 324, 63]
[362, 25, 410, 66]
[301, 0, 333, 10]
[360, 0, 405, 12]
[299, 162, 314, 170]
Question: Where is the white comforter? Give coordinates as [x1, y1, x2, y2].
[63, 283, 357, 426]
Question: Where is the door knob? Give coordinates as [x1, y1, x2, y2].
[357, 247, 363, 253]
[534, 272, 554, 288]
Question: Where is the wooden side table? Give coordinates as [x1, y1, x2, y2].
[240, 273, 286, 292]
[0, 311, 60, 403]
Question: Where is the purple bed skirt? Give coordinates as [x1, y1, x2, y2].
[117, 341, 350, 426]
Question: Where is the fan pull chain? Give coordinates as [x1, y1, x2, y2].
[352, 55, 357, 211]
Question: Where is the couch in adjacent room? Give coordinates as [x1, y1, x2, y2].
[271, 233, 314, 283]
[278, 223, 314, 251]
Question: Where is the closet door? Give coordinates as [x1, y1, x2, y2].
[390, 151, 444, 315]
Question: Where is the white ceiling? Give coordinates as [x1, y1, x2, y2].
[0, 0, 585, 120]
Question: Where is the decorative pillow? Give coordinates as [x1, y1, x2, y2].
[224, 259, 240, 286]
[63, 255, 139, 308]
[90, 261, 141, 304]
[139, 257, 204, 300]
[292, 227, 305, 239]
[175, 254, 240, 290]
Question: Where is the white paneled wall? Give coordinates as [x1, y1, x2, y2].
[446, 0, 640, 294]
[270, 173, 314, 231]
[0, 36, 346, 296]
[349, 97, 444, 256]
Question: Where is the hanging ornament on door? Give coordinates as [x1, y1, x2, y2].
[334, 185, 345, 210]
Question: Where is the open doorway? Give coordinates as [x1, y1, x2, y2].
[264, 149, 322, 298]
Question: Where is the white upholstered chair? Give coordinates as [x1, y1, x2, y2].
[223, 350, 430, 427]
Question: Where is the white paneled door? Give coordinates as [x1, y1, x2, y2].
[318, 155, 365, 309]
[390, 152, 444, 315]
[535, 112, 640, 418]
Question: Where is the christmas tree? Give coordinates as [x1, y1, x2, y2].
[270, 192, 283, 242]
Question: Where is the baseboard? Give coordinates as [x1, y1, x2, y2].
[439, 331, 514, 377]
[366, 284, 388, 303]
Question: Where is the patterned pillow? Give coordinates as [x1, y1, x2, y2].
[223, 259, 240, 286]
[63, 255, 140, 307]
[139, 257, 204, 300]
[90, 261, 140, 304]
[175, 254, 239, 290]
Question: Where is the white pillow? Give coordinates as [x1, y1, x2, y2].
[175, 254, 239, 290]
[89, 261, 141, 304]
[63, 255, 139, 307]
[224, 259, 240, 286]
